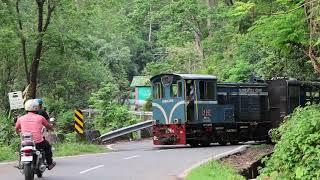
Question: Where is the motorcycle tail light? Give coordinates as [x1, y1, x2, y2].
[22, 149, 32, 153]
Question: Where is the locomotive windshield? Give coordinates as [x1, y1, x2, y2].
[152, 76, 183, 99]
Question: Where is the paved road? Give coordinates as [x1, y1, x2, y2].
[0, 139, 244, 180]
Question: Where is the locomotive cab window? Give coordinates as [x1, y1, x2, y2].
[170, 80, 182, 98]
[153, 82, 163, 99]
[199, 81, 216, 100]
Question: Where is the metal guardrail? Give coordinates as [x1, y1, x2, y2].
[99, 120, 154, 143]
[129, 111, 153, 116]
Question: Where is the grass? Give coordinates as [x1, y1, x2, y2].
[186, 160, 245, 180]
[0, 146, 18, 162]
[53, 142, 108, 156]
[0, 143, 108, 162]
[250, 144, 269, 149]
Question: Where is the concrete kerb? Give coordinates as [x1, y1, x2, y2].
[177, 145, 249, 180]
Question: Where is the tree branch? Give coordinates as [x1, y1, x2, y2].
[43, 0, 56, 32]
[15, 0, 29, 83]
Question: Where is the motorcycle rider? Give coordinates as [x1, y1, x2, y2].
[15, 99, 56, 170]
[36, 99, 50, 121]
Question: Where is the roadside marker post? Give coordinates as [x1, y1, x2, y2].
[74, 110, 85, 135]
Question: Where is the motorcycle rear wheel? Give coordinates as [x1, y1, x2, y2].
[23, 163, 34, 180]
[36, 171, 43, 178]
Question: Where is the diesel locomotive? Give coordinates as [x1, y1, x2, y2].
[151, 73, 320, 146]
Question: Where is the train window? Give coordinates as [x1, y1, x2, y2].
[177, 81, 182, 97]
[199, 81, 216, 100]
[207, 81, 216, 100]
[171, 83, 178, 97]
[199, 81, 205, 99]
[153, 83, 163, 99]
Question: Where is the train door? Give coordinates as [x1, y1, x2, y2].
[268, 79, 288, 128]
[185, 80, 195, 122]
[197, 80, 217, 123]
[169, 79, 185, 123]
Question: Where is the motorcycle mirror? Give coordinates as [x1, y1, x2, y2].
[50, 118, 55, 122]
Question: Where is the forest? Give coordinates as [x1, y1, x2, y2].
[0, 0, 319, 113]
[0, 0, 319, 178]
[0, 0, 319, 144]
[0, 0, 318, 131]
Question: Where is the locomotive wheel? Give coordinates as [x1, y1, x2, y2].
[230, 140, 239, 145]
[189, 142, 200, 147]
[217, 132, 227, 146]
[218, 141, 227, 146]
[200, 141, 210, 147]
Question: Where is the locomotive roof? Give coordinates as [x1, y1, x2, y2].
[150, 73, 217, 81]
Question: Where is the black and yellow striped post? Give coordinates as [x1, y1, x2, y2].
[74, 109, 84, 135]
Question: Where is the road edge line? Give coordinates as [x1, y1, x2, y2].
[106, 144, 115, 151]
[80, 165, 105, 174]
[177, 145, 248, 180]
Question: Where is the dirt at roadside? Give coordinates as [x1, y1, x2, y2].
[220, 144, 274, 173]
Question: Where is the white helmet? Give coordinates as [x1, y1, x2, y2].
[24, 99, 40, 112]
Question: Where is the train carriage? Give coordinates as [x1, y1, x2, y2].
[217, 82, 271, 143]
[268, 79, 320, 127]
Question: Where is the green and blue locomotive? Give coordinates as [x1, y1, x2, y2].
[151, 73, 320, 146]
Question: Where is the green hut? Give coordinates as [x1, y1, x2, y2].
[130, 76, 151, 110]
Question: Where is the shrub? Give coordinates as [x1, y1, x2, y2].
[0, 146, 17, 162]
[0, 112, 15, 145]
[56, 110, 74, 133]
[259, 105, 320, 179]
[89, 83, 138, 132]
[94, 104, 138, 131]
[64, 132, 79, 143]
[142, 97, 152, 111]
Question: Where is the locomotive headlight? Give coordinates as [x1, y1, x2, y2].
[153, 136, 158, 140]
[174, 119, 181, 124]
[153, 120, 160, 125]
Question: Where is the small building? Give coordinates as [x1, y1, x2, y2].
[130, 76, 152, 110]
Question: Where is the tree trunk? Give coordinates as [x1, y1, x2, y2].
[303, 0, 320, 73]
[29, 0, 45, 98]
[148, 4, 152, 42]
[191, 15, 205, 59]
[206, 0, 216, 37]
[28, 0, 56, 98]
[194, 30, 204, 58]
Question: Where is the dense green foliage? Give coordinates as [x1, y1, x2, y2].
[138, 0, 320, 81]
[89, 82, 138, 133]
[186, 160, 245, 180]
[259, 105, 320, 179]
[0, 142, 107, 162]
[53, 143, 107, 157]
[0, 0, 319, 172]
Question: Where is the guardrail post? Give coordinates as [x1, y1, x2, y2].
[136, 130, 141, 140]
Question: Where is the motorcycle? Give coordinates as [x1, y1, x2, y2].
[19, 133, 47, 180]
